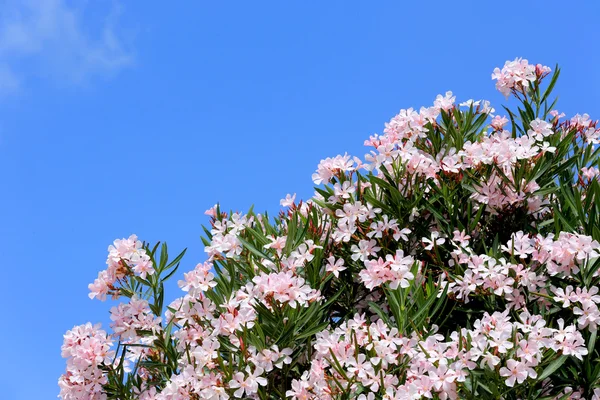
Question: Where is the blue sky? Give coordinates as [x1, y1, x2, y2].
[0, 0, 598, 398]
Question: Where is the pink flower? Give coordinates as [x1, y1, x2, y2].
[89, 234, 154, 300]
[249, 271, 320, 309]
[582, 166, 600, 180]
[423, 232, 445, 251]
[178, 262, 217, 296]
[229, 367, 267, 398]
[573, 303, 600, 332]
[491, 115, 509, 131]
[88, 271, 110, 301]
[499, 359, 534, 387]
[528, 119, 554, 141]
[452, 230, 471, 247]
[204, 204, 218, 217]
[502, 231, 534, 259]
[132, 257, 154, 279]
[263, 235, 287, 256]
[434, 91, 456, 112]
[286, 379, 311, 400]
[110, 296, 161, 341]
[59, 323, 114, 400]
[280, 193, 296, 207]
[312, 153, 355, 184]
[351, 239, 381, 262]
[492, 58, 541, 98]
[325, 256, 346, 278]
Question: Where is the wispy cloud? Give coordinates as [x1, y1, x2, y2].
[0, 0, 134, 93]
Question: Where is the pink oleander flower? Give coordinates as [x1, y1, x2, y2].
[312, 153, 356, 184]
[423, 231, 446, 251]
[325, 256, 346, 277]
[491, 115, 509, 131]
[359, 250, 416, 290]
[248, 270, 321, 309]
[204, 204, 218, 217]
[178, 262, 217, 296]
[528, 119, 554, 141]
[110, 296, 162, 341]
[434, 91, 456, 112]
[499, 359, 536, 387]
[59, 323, 114, 400]
[89, 234, 155, 300]
[582, 166, 600, 181]
[228, 366, 268, 398]
[280, 193, 296, 207]
[492, 58, 543, 98]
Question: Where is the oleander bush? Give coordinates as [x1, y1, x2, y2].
[60, 58, 600, 400]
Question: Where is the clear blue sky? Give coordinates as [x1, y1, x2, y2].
[0, 1, 598, 398]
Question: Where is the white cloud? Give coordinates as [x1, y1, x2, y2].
[0, 0, 134, 93]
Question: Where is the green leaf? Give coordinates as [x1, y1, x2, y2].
[541, 66, 560, 104]
[238, 237, 274, 265]
[159, 243, 168, 272]
[587, 329, 597, 356]
[538, 355, 568, 381]
[164, 248, 187, 271]
[368, 301, 391, 325]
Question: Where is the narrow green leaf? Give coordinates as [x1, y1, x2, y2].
[538, 355, 568, 381]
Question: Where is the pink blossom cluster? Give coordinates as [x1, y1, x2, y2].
[285, 239, 323, 271]
[204, 212, 253, 260]
[312, 153, 359, 185]
[243, 270, 321, 309]
[329, 201, 382, 243]
[152, 343, 291, 400]
[502, 231, 600, 277]
[126, 223, 322, 399]
[89, 234, 154, 301]
[178, 261, 218, 296]
[288, 310, 586, 400]
[59, 323, 114, 400]
[441, 230, 600, 320]
[154, 279, 298, 398]
[582, 166, 600, 181]
[491, 58, 550, 98]
[110, 296, 162, 341]
[359, 249, 417, 290]
[570, 113, 600, 145]
[553, 285, 600, 332]
[359, 106, 561, 216]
